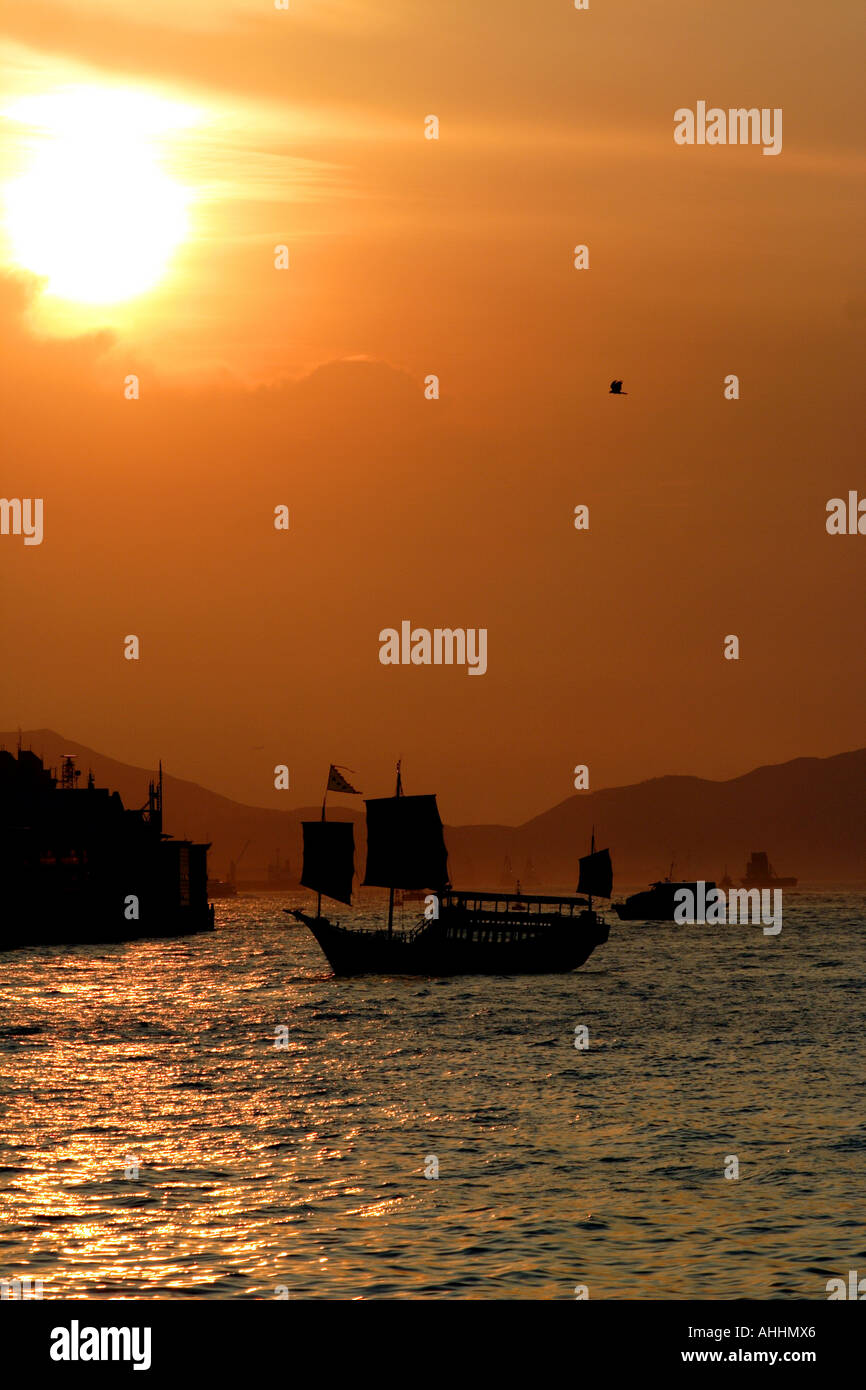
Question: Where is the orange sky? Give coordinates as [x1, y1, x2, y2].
[0, 0, 864, 823]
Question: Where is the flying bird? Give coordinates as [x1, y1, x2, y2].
[609, 380, 627, 395]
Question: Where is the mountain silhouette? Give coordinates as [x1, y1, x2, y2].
[446, 750, 865, 887]
[2, 732, 863, 888]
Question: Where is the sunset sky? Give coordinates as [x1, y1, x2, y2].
[1, 0, 863, 824]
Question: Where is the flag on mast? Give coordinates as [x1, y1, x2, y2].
[327, 765, 360, 795]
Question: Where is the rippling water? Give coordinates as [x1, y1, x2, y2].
[1, 891, 863, 1300]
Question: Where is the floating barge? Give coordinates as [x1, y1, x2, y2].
[0, 748, 214, 948]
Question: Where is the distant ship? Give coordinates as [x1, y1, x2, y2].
[0, 748, 214, 947]
[615, 875, 716, 922]
[267, 848, 293, 889]
[207, 878, 238, 899]
[285, 763, 612, 975]
[719, 865, 734, 890]
[209, 841, 246, 897]
[521, 855, 540, 887]
[741, 851, 797, 889]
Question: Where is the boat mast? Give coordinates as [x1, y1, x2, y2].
[387, 759, 402, 938]
[317, 778, 328, 919]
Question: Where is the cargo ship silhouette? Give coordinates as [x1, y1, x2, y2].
[0, 747, 214, 947]
[741, 851, 797, 889]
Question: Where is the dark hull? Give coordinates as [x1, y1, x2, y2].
[289, 906, 609, 976]
[0, 899, 215, 949]
[615, 881, 715, 922]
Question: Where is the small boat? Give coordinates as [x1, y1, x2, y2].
[741, 851, 797, 889]
[285, 763, 612, 976]
[267, 849, 293, 889]
[207, 878, 238, 899]
[615, 876, 716, 922]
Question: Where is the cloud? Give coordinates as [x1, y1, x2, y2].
[0, 269, 115, 385]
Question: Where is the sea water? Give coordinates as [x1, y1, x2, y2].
[0, 890, 862, 1300]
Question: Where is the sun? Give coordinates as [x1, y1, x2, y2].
[3, 87, 194, 305]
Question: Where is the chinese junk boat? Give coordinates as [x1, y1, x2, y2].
[286, 763, 612, 976]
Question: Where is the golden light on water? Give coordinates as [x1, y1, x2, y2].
[3, 87, 194, 304]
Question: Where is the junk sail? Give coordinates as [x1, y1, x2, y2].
[298, 764, 361, 913]
[300, 821, 355, 905]
[363, 794, 449, 890]
[577, 846, 613, 899]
